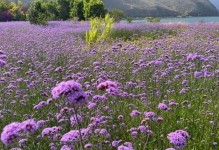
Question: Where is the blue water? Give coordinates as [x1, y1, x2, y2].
[121, 17, 219, 23]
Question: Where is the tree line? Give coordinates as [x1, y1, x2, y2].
[0, 0, 125, 24]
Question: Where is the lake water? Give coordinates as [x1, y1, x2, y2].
[121, 16, 219, 23]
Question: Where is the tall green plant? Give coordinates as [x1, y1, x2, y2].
[85, 13, 114, 46]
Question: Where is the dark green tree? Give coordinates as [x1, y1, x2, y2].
[70, 0, 84, 20]
[44, 1, 59, 20]
[83, 0, 105, 19]
[27, 0, 49, 25]
[57, 0, 71, 20]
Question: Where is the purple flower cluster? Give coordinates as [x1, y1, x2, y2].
[52, 80, 88, 105]
[0, 50, 6, 67]
[167, 130, 190, 149]
[1, 119, 37, 145]
[97, 80, 118, 90]
[61, 128, 90, 143]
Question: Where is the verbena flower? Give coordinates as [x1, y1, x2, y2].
[167, 130, 190, 149]
[21, 119, 37, 134]
[51, 80, 82, 99]
[1, 122, 21, 145]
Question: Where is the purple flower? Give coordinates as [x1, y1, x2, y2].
[194, 71, 203, 78]
[167, 131, 188, 149]
[131, 131, 137, 138]
[84, 143, 93, 148]
[112, 140, 120, 147]
[0, 50, 4, 55]
[204, 71, 213, 78]
[67, 91, 88, 105]
[61, 128, 89, 143]
[175, 130, 190, 139]
[1, 122, 21, 145]
[42, 126, 62, 139]
[0, 59, 6, 67]
[18, 138, 27, 147]
[51, 80, 82, 99]
[144, 111, 155, 118]
[21, 119, 37, 134]
[87, 102, 97, 109]
[138, 126, 147, 133]
[70, 114, 83, 126]
[118, 145, 134, 150]
[60, 145, 74, 150]
[130, 110, 142, 117]
[158, 103, 169, 110]
[118, 115, 124, 120]
[97, 80, 118, 90]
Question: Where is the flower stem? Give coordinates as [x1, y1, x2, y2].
[72, 104, 85, 150]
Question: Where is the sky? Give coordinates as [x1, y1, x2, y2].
[209, 0, 219, 9]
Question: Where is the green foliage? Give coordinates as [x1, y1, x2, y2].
[44, 1, 59, 20]
[0, 0, 8, 12]
[27, 0, 49, 25]
[146, 17, 161, 23]
[85, 13, 114, 45]
[9, 1, 26, 21]
[83, 0, 106, 19]
[70, 0, 85, 21]
[57, 0, 70, 20]
[109, 9, 124, 22]
[126, 16, 132, 23]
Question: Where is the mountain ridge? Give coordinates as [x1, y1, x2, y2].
[102, 0, 219, 17]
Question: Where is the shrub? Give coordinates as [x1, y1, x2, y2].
[146, 17, 161, 23]
[109, 9, 124, 22]
[126, 16, 132, 23]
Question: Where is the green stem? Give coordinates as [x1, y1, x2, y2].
[72, 104, 85, 150]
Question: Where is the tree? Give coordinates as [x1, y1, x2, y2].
[83, 0, 106, 19]
[27, 0, 49, 25]
[57, 0, 71, 20]
[70, 0, 85, 20]
[9, 1, 26, 21]
[44, 1, 59, 20]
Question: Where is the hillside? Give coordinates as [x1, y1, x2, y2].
[209, 0, 219, 9]
[102, 0, 219, 17]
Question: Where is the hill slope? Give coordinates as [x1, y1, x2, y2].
[103, 0, 219, 17]
[209, 0, 219, 9]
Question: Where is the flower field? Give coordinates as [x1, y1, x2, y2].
[0, 21, 219, 150]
